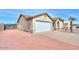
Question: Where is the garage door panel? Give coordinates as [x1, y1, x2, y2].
[35, 21, 51, 32]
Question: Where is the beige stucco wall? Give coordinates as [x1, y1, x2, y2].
[17, 16, 27, 30]
[33, 15, 52, 22]
[32, 15, 53, 32]
[55, 20, 64, 29]
[17, 16, 33, 31]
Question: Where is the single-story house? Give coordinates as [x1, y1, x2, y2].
[0, 13, 71, 32]
[17, 13, 65, 33]
[0, 13, 70, 32]
[17, 13, 53, 33]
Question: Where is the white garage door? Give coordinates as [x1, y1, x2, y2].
[35, 21, 52, 32]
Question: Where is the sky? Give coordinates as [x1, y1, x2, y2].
[0, 9, 79, 24]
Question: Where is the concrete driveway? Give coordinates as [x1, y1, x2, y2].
[37, 30, 79, 46]
[0, 29, 79, 50]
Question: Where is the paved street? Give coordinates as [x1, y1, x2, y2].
[0, 29, 79, 50]
[37, 30, 79, 46]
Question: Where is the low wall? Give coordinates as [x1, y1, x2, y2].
[0, 23, 4, 31]
[4, 24, 17, 30]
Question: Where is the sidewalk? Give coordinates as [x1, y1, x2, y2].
[59, 28, 79, 34]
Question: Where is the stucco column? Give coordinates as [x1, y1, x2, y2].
[52, 21, 56, 30]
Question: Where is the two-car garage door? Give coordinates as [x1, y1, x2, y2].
[35, 21, 52, 32]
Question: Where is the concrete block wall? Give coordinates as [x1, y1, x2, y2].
[0, 23, 4, 31]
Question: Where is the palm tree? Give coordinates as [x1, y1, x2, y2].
[68, 17, 76, 32]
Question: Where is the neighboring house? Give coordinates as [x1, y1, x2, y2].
[4, 24, 17, 30]
[64, 21, 70, 28]
[0, 23, 4, 31]
[17, 13, 53, 33]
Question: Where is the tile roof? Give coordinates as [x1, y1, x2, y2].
[17, 13, 53, 23]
